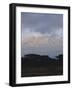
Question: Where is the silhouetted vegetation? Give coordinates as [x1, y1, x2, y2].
[21, 54, 63, 77]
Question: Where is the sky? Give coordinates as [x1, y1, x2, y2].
[21, 12, 63, 58]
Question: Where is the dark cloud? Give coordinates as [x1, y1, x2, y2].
[21, 12, 63, 34]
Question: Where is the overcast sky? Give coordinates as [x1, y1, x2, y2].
[21, 12, 63, 58]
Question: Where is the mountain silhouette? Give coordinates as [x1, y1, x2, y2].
[21, 54, 63, 77]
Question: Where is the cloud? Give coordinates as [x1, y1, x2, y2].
[21, 12, 63, 34]
[21, 12, 63, 57]
[21, 28, 63, 54]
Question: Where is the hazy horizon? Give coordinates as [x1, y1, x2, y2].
[21, 12, 63, 58]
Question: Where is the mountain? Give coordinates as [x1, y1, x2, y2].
[21, 54, 63, 77]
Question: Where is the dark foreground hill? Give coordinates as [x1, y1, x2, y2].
[21, 54, 63, 77]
